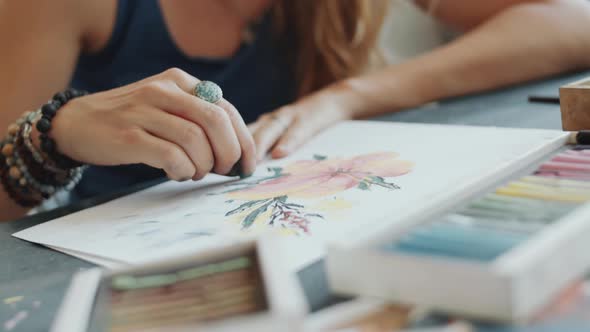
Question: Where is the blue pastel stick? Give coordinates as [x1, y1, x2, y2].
[384, 221, 529, 262]
[414, 222, 528, 243]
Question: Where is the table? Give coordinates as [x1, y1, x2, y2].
[1, 70, 588, 332]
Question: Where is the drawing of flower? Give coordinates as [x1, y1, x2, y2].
[222, 152, 414, 235]
[228, 152, 414, 200]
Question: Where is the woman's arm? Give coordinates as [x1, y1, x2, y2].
[341, 0, 590, 117]
[0, 1, 257, 221]
[0, 0, 102, 220]
[0, 0, 112, 123]
[252, 0, 590, 159]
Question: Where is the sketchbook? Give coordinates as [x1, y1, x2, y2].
[13, 121, 569, 272]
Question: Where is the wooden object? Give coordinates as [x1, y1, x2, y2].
[560, 77, 590, 130]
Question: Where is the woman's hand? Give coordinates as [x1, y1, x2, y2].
[48, 68, 257, 181]
[249, 84, 356, 161]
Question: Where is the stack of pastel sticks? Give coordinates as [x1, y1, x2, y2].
[97, 254, 268, 332]
[384, 147, 590, 262]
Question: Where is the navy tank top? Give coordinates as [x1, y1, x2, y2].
[69, 0, 295, 200]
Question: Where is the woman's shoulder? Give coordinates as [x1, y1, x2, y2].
[0, 0, 117, 55]
[0, 0, 117, 51]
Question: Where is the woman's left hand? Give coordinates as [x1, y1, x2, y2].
[249, 87, 355, 161]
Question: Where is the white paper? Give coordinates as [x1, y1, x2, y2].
[46, 246, 129, 269]
[13, 121, 568, 271]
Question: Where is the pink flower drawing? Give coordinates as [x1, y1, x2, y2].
[223, 152, 414, 235]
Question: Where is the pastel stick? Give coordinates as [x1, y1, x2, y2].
[444, 214, 543, 233]
[540, 161, 590, 173]
[496, 186, 590, 203]
[520, 175, 590, 190]
[553, 154, 590, 164]
[535, 170, 590, 181]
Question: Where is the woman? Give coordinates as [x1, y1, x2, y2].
[1, 0, 589, 221]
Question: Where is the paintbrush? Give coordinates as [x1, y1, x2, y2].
[567, 131, 590, 145]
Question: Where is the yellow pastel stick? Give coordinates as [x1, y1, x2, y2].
[521, 175, 590, 190]
[496, 186, 590, 203]
[507, 181, 590, 196]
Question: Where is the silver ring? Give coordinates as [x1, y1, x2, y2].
[193, 81, 223, 104]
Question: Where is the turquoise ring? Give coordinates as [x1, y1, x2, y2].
[193, 81, 223, 104]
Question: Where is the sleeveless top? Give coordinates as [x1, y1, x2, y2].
[69, 0, 296, 201]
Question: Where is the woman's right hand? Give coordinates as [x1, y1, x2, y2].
[47, 68, 256, 181]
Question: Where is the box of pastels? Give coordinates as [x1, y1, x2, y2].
[51, 237, 306, 332]
[326, 134, 590, 323]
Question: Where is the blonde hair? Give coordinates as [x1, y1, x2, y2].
[273, 0, 389, 97]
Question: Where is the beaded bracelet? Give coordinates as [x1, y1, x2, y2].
[0, 168, 41, 207]
[36, 89, 88, 169]
[1, 112, 85, 206]
[22, 119, 44, 164]
[18, 120, 85, 195]
[22, 110, 77, 179]
[1, 116, 44, 206]
[1, 88, 89, 207]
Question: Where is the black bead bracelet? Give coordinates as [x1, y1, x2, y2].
[36, 88, 88, 169]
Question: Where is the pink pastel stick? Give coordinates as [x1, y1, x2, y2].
[535, 171, 590, 181]
[563, 150, 590, 158]
[572, 149, 590, 156]
[552, 154, 590, 164]
[540, 161, 590, 173]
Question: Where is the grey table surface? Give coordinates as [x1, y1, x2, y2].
[1, 70, 588, 332]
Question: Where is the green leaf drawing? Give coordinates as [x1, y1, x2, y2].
[267, 167, 284, 177]
[285, 203, 304, 208]
[225, 199, 267, 216]
[313, 154, 327, 161]
[357, 181, 370, 190]
[366, 176, 400, 190]
[242, 201, 273, 229]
